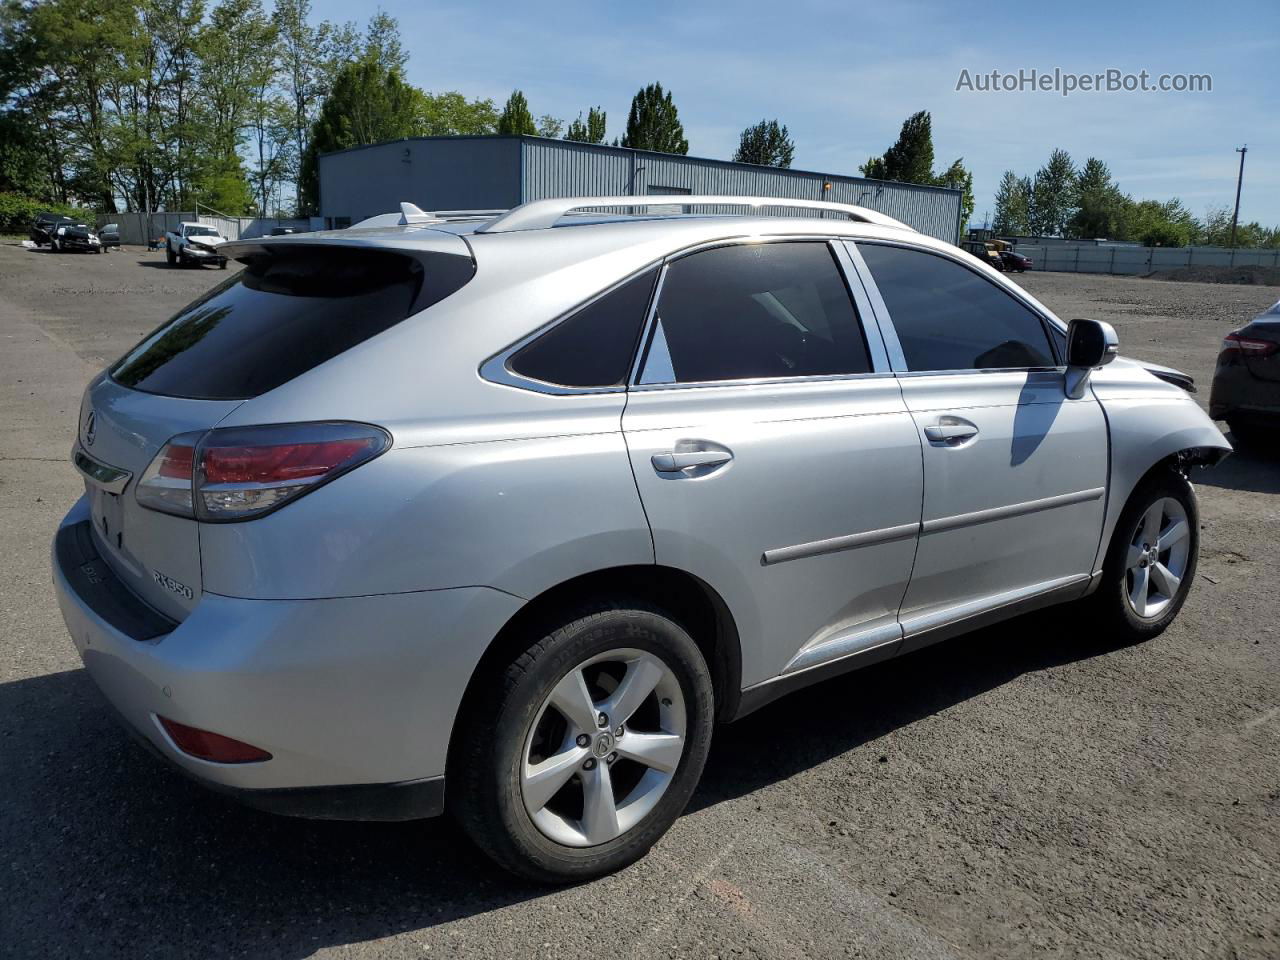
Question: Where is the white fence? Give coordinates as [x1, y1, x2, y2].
[1025, 243, 1280, 276]
[100, 212, 314, 246]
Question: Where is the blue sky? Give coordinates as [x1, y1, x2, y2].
[311, 0, 1280, 227]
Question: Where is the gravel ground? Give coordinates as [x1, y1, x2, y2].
[1, 243, 1277, 960]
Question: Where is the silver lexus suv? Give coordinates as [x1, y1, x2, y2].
[53, 197, 1231, 881]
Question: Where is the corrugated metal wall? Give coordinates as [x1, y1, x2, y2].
[318, 136, 962, 243]
[521, 138, 962, 243]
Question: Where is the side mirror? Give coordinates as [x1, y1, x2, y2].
[1064, 318, 1119, 399]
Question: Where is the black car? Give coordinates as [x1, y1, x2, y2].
[999, 250, 1033, 272]
[1209, 300, 1280, 445]
[30, 212, 76, 246]
[48, 220, 103, 253]
[98, 222, 121, 248]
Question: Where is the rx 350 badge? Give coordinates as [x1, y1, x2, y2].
[152, 569, 194, 600]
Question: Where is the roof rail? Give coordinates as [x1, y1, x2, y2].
[475, 195, 912, 234]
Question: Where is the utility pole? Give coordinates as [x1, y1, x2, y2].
[1229, 145, 1247, 248]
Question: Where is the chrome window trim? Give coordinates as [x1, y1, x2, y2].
[73, 446, 132, 495]
[627, 235, 894, 392]
[845, 237, 1069, 375]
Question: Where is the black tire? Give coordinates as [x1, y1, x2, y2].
[166, 244, 176, 266]
[451, 599, 714, 883]
[1087, 468, 1199, 643]
[218, 259, 227, 269]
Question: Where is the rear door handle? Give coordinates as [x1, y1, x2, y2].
[651, 448, 733, 473]
[923, 417, 979, 444]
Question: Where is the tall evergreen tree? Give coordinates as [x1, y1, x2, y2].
[1030, 148, 1076, 236]
[993, 170, 1032, 235]
[565, 106, 606, 144]
[621, 82, 688, 154]
[935, 157, 974, 227]
[497, 89, 537, 135]
[861, 110, 934, 184]
[1068, 157, 1126, 239]
[298, 57, 419, 211]
[733, 119, 795, 168]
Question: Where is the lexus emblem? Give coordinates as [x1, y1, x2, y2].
[84, 411, 96, 446]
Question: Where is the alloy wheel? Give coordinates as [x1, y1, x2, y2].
[520, 648, 686, 847]
[1124, 496, 1191, 620]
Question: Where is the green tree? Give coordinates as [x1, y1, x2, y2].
[193, 0, 276, 214]
[621, 82, 688, 154]
[536, 114, 563, 138]
[497, 89, 537, 135]
[412, 91, 497, 135]
[1029, 148, 1076, 236]
[565, 106, 606, 144]
[993, 170, 1031, 235]
[298, 56, 420, 211]
[861, 110, 934, 184]
[1067, 157, 1127, 239]
[935, 157, 974, 227]
[733, 119, 795, 168]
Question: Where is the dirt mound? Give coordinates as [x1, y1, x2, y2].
[1147, 264, 1280, 285]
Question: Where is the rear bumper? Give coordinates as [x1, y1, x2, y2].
[53, 498, 524, 818]
[1208, 362, 1280, 420]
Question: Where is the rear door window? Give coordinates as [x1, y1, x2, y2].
[638, 241, 871, 384]
[111, 246, 473, 400]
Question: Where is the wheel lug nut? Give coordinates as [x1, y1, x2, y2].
[607, 752, 617, 764]
[597, 712, 608, 727]
[614, 726, 624, 737]
[576, 734, 590, 747]
[582, 758, 596, 771]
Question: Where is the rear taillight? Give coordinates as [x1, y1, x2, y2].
[1222, 332, 1280, 356]
[135, 422, 390, 522]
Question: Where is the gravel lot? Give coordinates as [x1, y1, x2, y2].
[1, 243, 1277, 960]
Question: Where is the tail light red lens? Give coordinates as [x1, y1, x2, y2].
[1222, 332, 1280, 356]
[135, 422, 390, 521]
[158, 716, 272, 763]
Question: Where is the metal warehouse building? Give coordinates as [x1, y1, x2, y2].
[317, 135, 963, 243]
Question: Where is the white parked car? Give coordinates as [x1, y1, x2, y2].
[165, 222, 228, 268]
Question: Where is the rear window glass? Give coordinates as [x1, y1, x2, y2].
[111, 247, 472, 400]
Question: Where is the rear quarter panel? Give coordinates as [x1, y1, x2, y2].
[198, 409, 654, 601]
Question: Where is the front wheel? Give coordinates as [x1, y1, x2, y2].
[1087, 468, 1198, 642]
[451, 600, 714, 883]
[166, 244, 175, 265]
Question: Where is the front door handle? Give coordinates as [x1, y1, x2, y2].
[651, 447, 733, 474]
[923, 417, 979, 444]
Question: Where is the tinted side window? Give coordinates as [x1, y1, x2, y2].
[641, 242, 870, 384]
[508, 267, 658, 387]
[111, 247, 472, 399]
[857, 243, 1055, 372]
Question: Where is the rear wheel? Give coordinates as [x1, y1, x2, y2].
[452, 600, 714, 883]
[1087, 469, 1198, 642]
[166, 244, 175, 265]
